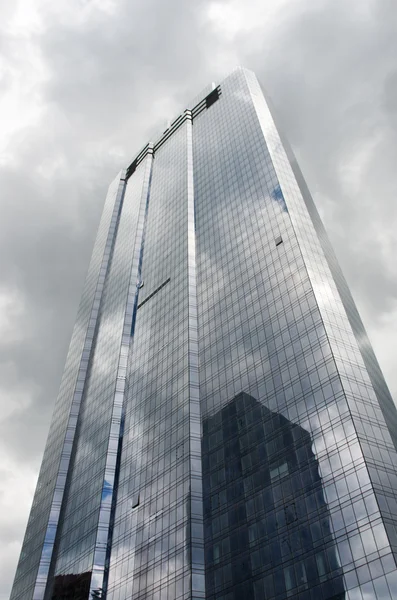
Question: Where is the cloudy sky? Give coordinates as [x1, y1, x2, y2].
[1, 0, 397, 597]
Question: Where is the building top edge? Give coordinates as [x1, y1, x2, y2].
[124, 67, 256, 181]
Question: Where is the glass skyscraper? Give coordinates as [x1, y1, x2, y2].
[11, 67, 397, 600]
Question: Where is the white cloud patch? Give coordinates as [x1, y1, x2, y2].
[205, 0, 292, 39]
[0, 448, 39, 599]
[0, 290, 25, 344]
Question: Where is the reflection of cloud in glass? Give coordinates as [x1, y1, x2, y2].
[202, 392, 345, 599]
[271, 184, 288, 212]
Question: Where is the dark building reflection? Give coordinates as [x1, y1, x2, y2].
[51, 571, 92, 599]
[202, 392, 345, 600]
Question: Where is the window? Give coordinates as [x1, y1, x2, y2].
[206, 88, 220, 109]
[270, 461, 289, 481]
[296, 562, 308, 586]
[248, 524, 257, 544]
[284, 566, 295, 591]
[126, 158, 137, 180]
[316, 552, 327, 577]
[275, 235, 283, 247]
[284, 502, 297, 524]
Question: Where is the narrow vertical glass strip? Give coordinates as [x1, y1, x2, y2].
[105, 154, 153, 596]
[30, 173, 127, 600]
[186, 112, 206, 599]
[89, 150, 153, 599]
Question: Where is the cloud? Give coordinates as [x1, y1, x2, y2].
[0, 450, 38, 597]
[2, 0, 397, 597]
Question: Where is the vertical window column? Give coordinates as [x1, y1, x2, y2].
[186, 112, 206, 599]
[89, 151, 153, 599]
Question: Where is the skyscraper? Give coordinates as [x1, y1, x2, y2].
[11, 67, 397, 600]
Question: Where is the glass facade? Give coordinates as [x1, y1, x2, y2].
[11, 67, 397, 600]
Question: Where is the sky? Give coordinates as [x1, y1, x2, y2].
[1, 0, 397, 597]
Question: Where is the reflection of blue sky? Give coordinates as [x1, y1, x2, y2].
[271, 184, 288, 212]
[101, 480, 113, 501]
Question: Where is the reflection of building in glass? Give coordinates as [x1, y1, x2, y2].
[51, 572, 91, 600]
[203, 393, 345, 599]
[11, 67, 397, 600]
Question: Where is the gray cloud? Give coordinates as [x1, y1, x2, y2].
[2, 0, 397, 597]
